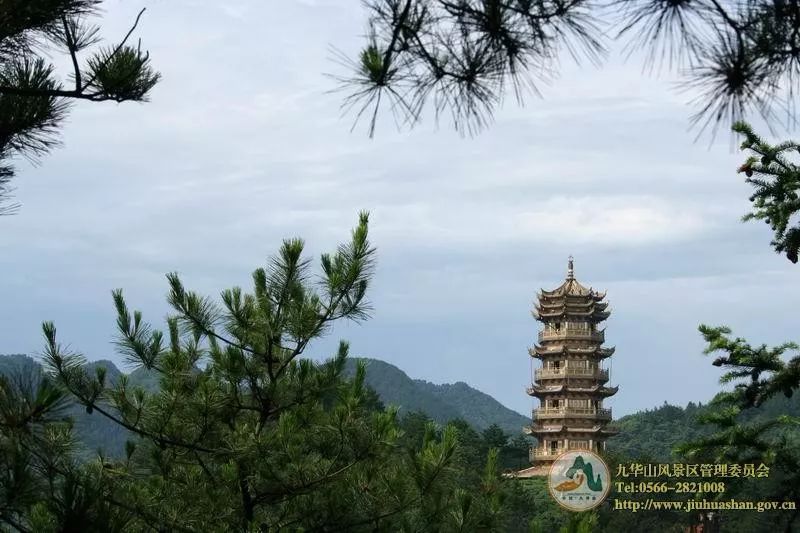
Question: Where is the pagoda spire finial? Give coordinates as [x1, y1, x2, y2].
[567, 255, 574, 280]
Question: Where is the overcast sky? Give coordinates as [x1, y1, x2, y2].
[2, 0, 799, 420]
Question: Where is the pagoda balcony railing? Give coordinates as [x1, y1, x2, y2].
[538, 329, 604, 343]
[531, 446, 604, 461]
[534, 367, 609, 381]
[533, 407, 612, 420]
[530, 448, 563, 461]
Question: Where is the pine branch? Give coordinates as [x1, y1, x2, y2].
[79, 8, 146, 92]
[0, 8, 153, 103]
[734, 121, 800, 263]
[699, 324, 800, 407]
[338, 0, 800, 137]
[0, 2, 158, 213]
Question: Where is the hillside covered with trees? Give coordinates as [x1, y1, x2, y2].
[1, 353, 530, 458]
[8, 349, 798, 466]
[4, 349, 799, 532]
[344, 357, 530, 435]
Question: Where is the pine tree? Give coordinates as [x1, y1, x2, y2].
[482, 424, 508, 450]
[0, 1, 159, 214]
[336, 0, 800, 138]
[2, 213, 507, 532]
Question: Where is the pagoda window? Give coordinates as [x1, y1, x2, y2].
[564, 321, 588, 330]
[549, 440, 559, 453]
[572, 440, 589, 450]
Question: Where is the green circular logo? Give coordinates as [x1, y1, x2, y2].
[547, 450, 611, 512]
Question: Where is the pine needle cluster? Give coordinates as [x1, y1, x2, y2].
[335, 0, 800, 138]
[0, 0, 159, 214]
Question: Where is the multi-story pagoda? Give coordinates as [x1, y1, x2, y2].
[522, 257, 618, 476]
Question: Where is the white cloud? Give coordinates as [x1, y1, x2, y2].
[370, 194, 713, 252]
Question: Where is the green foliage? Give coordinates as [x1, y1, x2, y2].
[483, 423, 508, 450]
[398, 410, 436, 452]
[9, 344, 800, 531]
[559, 511, 598, 533]
[673, 324, 800, 531]
[340, 0, 800, 137]
[508, 478, 572, 533]
[608, 401, 713, 461]
[0, 357, 127, 532]
[734, 121, 800, 263]
[503, 434, 532, 472]
[0, 0, 159, 214]
[1, 215, 509, 532]
[449, 418, 487, 474]
[698, 324, 800, 409]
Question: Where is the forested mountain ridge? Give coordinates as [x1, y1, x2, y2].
[4, 352, 800, 464]
[1, 353, 532, 455]
[607, 395, 800, 461]
[4, 352, 800, 531]
[0, 354, 159, 459]
[607, 401, 712, 461]
[343, 357, 530, 435]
